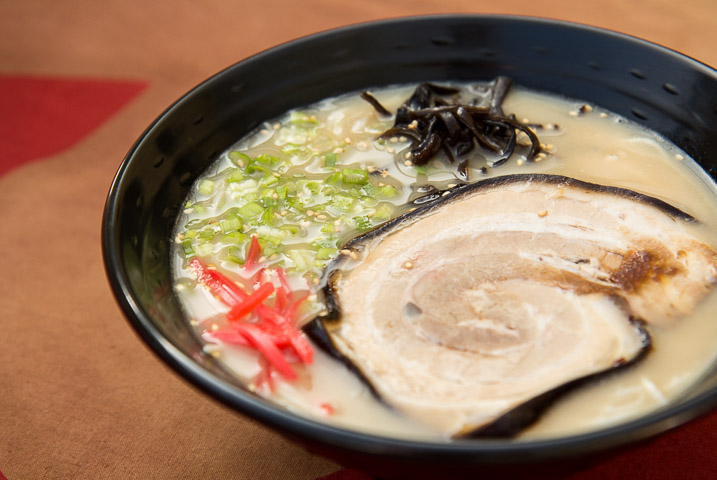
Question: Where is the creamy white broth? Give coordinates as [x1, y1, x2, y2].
[173, 82, 717, 440]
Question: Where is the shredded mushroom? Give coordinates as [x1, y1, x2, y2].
[362, 78, 543, 180]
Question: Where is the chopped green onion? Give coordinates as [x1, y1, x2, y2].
[360, 183, 378, 197]
[195, 243, 214, 257]
[228, 151, 252, 166]
[259, 175, 279, 187]
[289, 111, 318, 126]
[260, 207, 277, 225]
[287, 249, 314, 272]
[220, 216, 243, 234]
[326, 171, 342, 185]
[324, 153, 337, 168]
[181, 239, 195, 256]
[198, 179, 215, 196]
[305, 182, 320, 194]
[341, 168, 369, 185]
[373, 203, 394, 221]
[238, 202, 264, 222]
[280, 224, 302, 236]
[245, 164, 270, 176]
[316, 247, 338, 260]
[353, 215, 372, 231]
[378, 184, 398, 198]
[227, 169, 244, 183]
[275, 184, 289, 199]
[260, 197, 277, 208]
[330, 194, 354, 212]
[198, 228, 216, 241]
[255, 154, 281, 167]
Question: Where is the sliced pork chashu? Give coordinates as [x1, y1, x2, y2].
[304, 174, 717, 438]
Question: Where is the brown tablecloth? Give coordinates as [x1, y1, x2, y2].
[1, 1, 716, 478]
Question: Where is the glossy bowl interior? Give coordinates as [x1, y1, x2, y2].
[102, 15, 717, 479]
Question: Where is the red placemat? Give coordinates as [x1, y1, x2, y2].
[0, 74, 146, 176]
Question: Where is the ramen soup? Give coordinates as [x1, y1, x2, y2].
[172, 80, 717, 440]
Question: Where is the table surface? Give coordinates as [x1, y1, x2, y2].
[1, 1, 717, 479]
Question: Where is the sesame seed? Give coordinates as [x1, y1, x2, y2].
[398, 136, 407, 142]
[271, 192, 279, 199]
[273, 172, 281, 177]
[357, 141, 369, 151]
[350, 251, 359, 260]
[404, 152, 412, 160]
[334, 219, 342, 226]
[599, 112, 609, 118]
[569, 110, 578, 117]
[402, 261, 414, 269]
[340, 249, 351, 255]
[280, 210, 288, 216]
[675, 154, 685, 161]
[306, 210, 314, 216]
[211, 323, 219, 331]
[183, 208, 194, 214]
[447, 183, 457, 188]
[380, 170, 389, 177]
[367, 165, 376, 173]
[517, 159, 525, 166]
[344, 137, 352, 144]
[389, 136, 398, 143]
[442, 191, 451, 197]
[316, 214, 328, 220]
[333, 147, 344, 154]
[189, 319, 199, 326]
[538, 210, 548, 217]
[273, 123, 281, 130]
[378, 182, 385, 187]
[260, 129, 269, 135]
[269, 254, 278, 261]
[386, 147, 395, 154]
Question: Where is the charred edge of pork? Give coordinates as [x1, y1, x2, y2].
[463, 315, 652, 438]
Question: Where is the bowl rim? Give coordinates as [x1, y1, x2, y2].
[103, 13, 717, 462]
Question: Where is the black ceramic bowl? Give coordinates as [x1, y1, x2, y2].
[102, 15, 717, 479]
